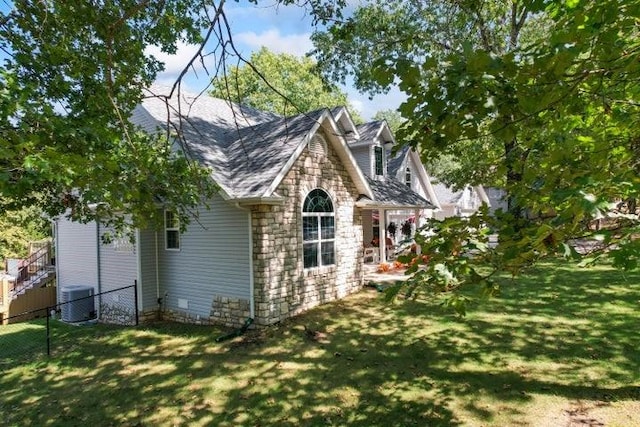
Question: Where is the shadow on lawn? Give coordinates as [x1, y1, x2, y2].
[1, 261, 639, 426]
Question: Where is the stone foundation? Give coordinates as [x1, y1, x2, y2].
[99, 302, 136, 325]
[161, 309, 213, 325]
[210, 296, 251, 327]
[147, 296, 251, 327]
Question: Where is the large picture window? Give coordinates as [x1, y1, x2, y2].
[165, 210, 180, 250]
[302, 189, 335, 268]
[374, 146, 384, 176]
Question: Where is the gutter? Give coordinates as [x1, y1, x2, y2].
[356, 201, 435, 210]
[135, 228, 142, 313]
[96, 221, 102, 319]
[53, 220, 60, 307]
[155, 230, 160, 310]
[234, 196, 285, 206]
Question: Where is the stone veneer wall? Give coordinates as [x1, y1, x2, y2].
[141, 296, 252, 328]
[251, 130, 364, 326]
[99, 302, 136, 325]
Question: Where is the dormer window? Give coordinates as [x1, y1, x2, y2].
[374, 146, 384, 176]
[405, 167, 412, 187]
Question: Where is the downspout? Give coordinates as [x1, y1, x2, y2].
[135, 229, 142, 314]
[155, 230, 160, 310]
[234, 203, 255, 320]
[52, 220, 60, 307]
[96, 221, 102, 319]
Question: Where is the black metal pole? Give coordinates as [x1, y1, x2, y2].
[134, 280, 139, 326]
[46, 306, 51, 356]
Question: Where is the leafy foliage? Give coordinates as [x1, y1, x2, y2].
[314, 0, 640, 307]
[210, 47, 361, 120]
[0, 0, 352, 234]
[0, 0, 222, 233]
[0, 202, 49, 259]
[372, 109, 404, 134]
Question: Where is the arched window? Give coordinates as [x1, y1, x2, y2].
[302, 189, 335, 268]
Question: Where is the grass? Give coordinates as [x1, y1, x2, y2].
[1, 260, 639, 426]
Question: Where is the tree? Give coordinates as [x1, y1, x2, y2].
[313, 0, 640, 307]
[0, 0, 346, 235]
[0, 0, 221, 234]
[372, 109, 404, 134]
[0, 203, 49, 260]
[210, 47, 361, 120]
[312, 1, 548, 210]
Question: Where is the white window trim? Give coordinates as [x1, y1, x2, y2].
[164, 210, 180, 251]
[373, 146, 384, 177]
[302, 189, 336, 269]
[405, 167, 412, 187]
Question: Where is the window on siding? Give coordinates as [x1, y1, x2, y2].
[405, 167, 412, 187]
[302, 189, 335, 268]
[374, 146, 384, 176]
[165, 210, 180, 250]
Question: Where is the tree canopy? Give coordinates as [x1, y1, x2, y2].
[0, 0, 221, 233]
[313, 0, 640, 306]
[2, 0, 639, 301]
[210, 47, 361, 120]
[0, 203, 49, 259]
[372, 109, 404, 134]
[0, 0, 346, 234]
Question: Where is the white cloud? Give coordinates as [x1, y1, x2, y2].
[146, 41, 204, 79]
[349, 98, 364, 116]
[235, 29, 313, 57]
[347, 86, 407, 121]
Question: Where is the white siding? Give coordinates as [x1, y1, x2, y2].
[158, 196, 252, 318]
[408, 157, 428, 199]
[56, 218, 99, 295]
[138, 229, 158, 312]
[351, 145, 372, 178]
[98, 225, 138, 294]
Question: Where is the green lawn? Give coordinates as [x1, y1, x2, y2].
[1, 260, 639, 426]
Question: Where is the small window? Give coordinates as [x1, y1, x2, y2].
[405, 167, 412, 187]
[165, 210, 180, 250]
[302, 189, 335, 268]
[374, 146, 384, 176]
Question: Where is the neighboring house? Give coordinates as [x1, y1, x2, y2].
[55, 87, 432, 327]
[485, 187, 508, 215]
[331, 111, 438, 260]
[431, 181, 491, 220]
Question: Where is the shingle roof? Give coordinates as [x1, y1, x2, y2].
[355, 121, 383, 142]
[386, 145, 410, 178]
[132, 86, 325, 199]
[362, 177, 435, 209]
[431, 182, 463, 205]
[222, 109, 326, 198]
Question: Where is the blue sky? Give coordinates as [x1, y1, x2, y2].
[0, 0, 403, 119]
[142, 0, 404, 120]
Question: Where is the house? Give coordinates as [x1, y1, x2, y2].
[55, 87, 433, 327]
[385, 144, 441, 239]
[431, 181, 491, 220]
[485, 187, 509, 215]
[337, 113, 439, 259]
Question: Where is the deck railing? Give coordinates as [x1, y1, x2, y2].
[10, 240, 54, 298]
